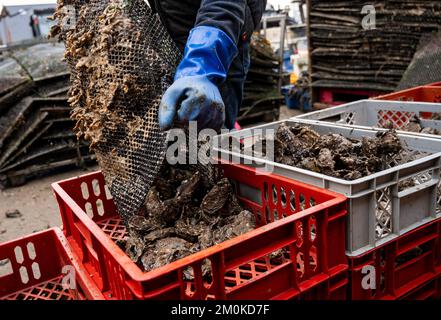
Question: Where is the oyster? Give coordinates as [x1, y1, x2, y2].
[403, 116, 422, 133]
[200, 178, 231, 215]
[140, 237, 196, 272]
[213, 210, 255, 244]
[254, 124, 407, 181]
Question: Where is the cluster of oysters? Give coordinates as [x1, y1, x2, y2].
[119, 163, 255, 277]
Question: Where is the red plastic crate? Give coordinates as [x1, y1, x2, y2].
[278, 269, 348, 300]
[400, 274, 441, 300]
[375, 86, 441, 104]
[0, 228, 103, 300]
[318, 88, 382, 106]
[348, 218, 441, 300]
[52, 163, 348, 300]
[428, 82, 441, 87]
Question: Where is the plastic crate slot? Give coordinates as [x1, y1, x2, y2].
[299, 194, 306, 210]
[255, 208, 263, 225]
[81, 182, 89, 200]
[31, 262, 41, 280]
[296, 221, 304, 248]
[272, 184, 278, 204]
[19, 266, 29, 284]
[340, 112, 355, 125]
[265, 206, 271, 223]
[183, 266, 196, 298]
[239, 271, 253, 280]
[290, 190, 296, 211]
[309, 216, 317, 242]
[280, 187, 287, 208]
[437, 181, 441, 211]
[310, 197, 316, 208]
[296, 252, 305, 278]
[0, 259, 13, 277]
[309, 246, 318, 272]
[14, 246, 24, 264]
[85, 202, 94, 218]
[92, 179, 101, 196]
[96, 199, 105, 216]
[26, 242, 36, 260]
[202, 259, 213, 289]
[376, 187, 392, 239]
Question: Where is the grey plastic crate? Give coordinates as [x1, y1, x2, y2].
[295, 100, 441, 138]
[213, 120, 441, 256]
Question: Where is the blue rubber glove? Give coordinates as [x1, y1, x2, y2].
[159, 26, 238, 131]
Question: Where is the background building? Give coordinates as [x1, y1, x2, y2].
[0, 1, 56, 46]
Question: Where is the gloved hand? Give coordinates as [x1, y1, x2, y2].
[159, 26, 238, 131]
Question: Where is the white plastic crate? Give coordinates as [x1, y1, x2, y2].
[213, 119, 441, 256]
[295, 100, 441, 138]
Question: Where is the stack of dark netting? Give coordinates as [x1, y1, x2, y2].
[398, 31, 441, 89]
[238, 33, 283, 126]
[309, 0, 441, 98]
[0, 43, 94, 188]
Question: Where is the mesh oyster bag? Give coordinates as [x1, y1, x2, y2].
[51, 0, 182, 222]
[397, 31, 441, 90]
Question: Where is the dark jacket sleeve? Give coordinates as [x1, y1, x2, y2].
[194, 0, 247, 44]
[247, 0, 267, 30]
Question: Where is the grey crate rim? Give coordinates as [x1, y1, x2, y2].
[295, 99, 441, 140]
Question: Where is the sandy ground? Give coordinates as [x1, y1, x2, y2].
[0, 165, 99, 243]
[0, 106, 304, 243]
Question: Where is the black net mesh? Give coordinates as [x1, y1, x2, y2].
[51, 0, 182, 222]
[398, 31, 441, 90]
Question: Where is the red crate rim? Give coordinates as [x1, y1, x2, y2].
[0, 227, 104, 300]
[51, 163, 347, 283]
[374, 85, 441, 100]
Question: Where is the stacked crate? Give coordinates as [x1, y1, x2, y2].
[213, 86, 441, 299]
[294, 84, 441, 299]
[238, 34, 283, 126]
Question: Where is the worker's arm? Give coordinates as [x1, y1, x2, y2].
[158, 1, 248, 131]
[195, 0, 247, 45]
